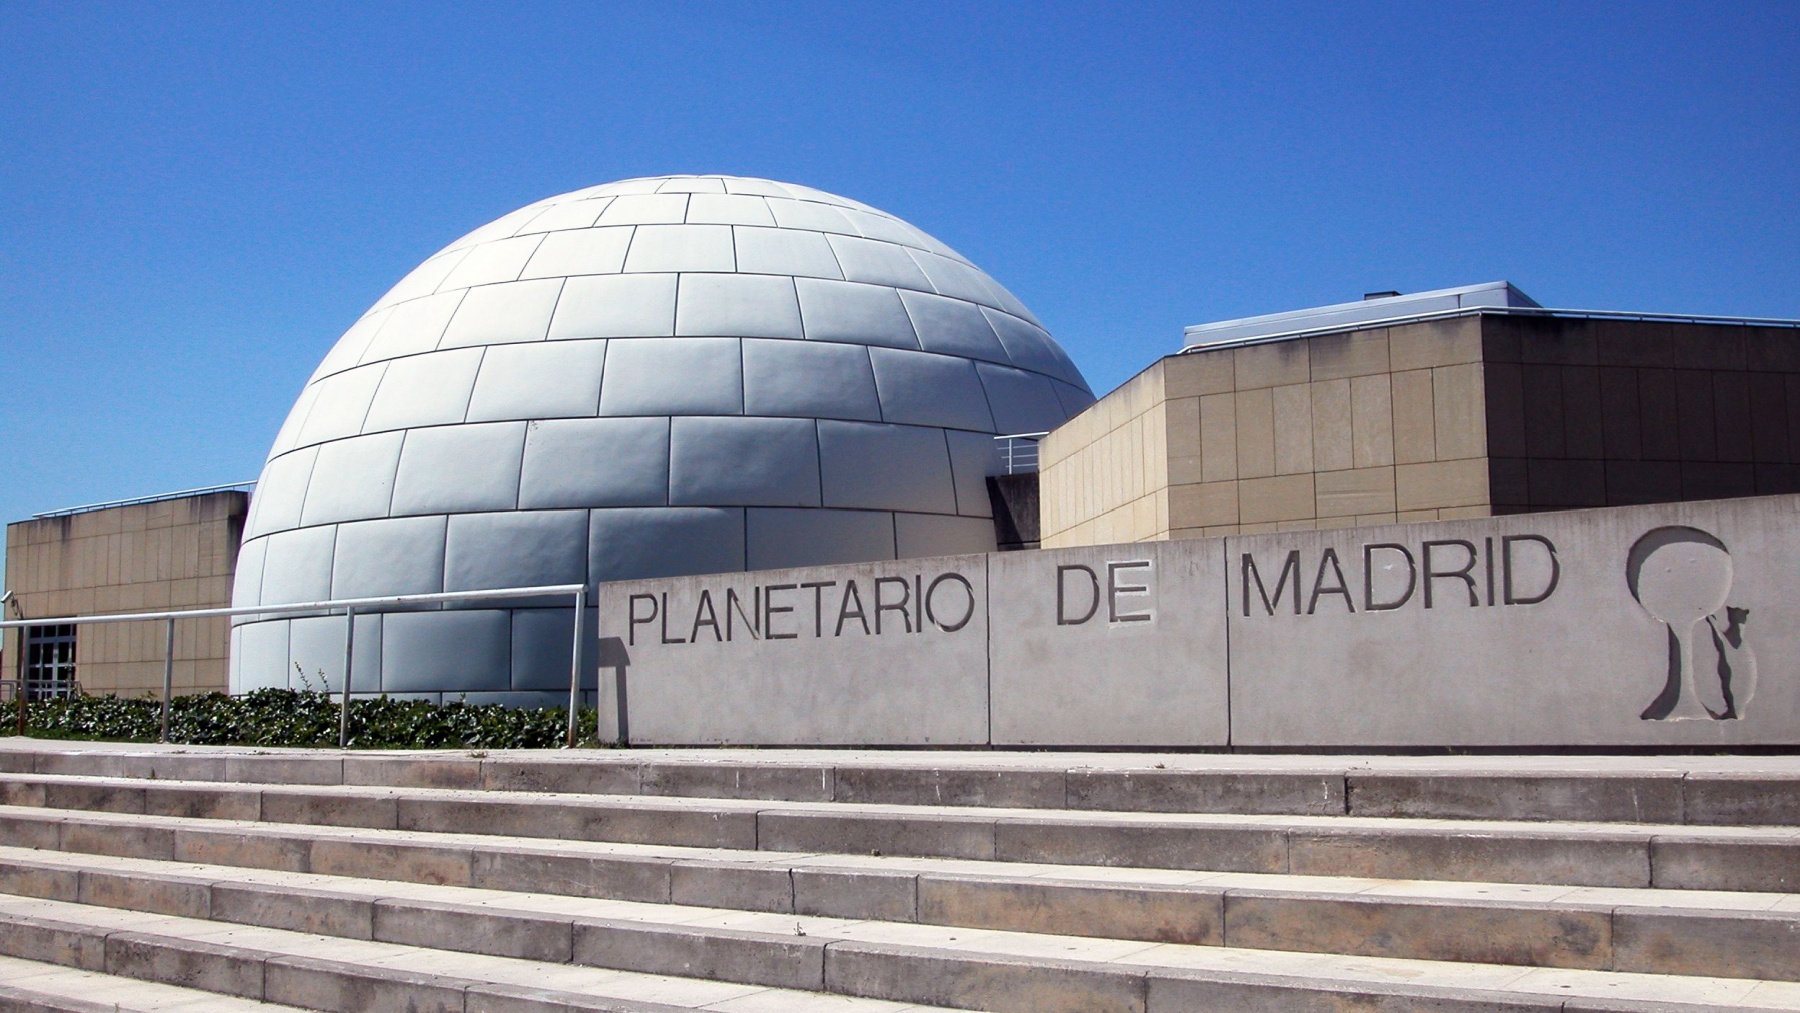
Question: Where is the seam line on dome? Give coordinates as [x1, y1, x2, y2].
[300, 343, 1071, 435]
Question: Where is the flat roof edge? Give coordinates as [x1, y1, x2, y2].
[1179, 304, 1800, 355]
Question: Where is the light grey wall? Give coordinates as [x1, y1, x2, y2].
[599, 494, 1800, 748]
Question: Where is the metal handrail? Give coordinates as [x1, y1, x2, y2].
[0, 584, 589, 748]
[994, 432, 1050, 475]
[1180, 304, 1800, 354]
[31, 481, 258, 520]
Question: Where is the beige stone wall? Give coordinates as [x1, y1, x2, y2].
[1042, 317, 1494, 545]
[3, 492, 245, 697]
[1040, 360, 1170, 547]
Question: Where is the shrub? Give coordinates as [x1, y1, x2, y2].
[15, 689, 605, 749]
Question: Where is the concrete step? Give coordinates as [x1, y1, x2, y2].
[4, 772, 1799, 891]
[5, 740, 1799, 824]
[0, 952, 310, 1012]
[3, 841, 1800, 983]
[2, 886, 1799, 1013]
[0, 894, 962, 1013]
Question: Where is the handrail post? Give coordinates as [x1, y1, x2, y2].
[338, 607, 355, 749]
[159, 617, 175, 743]
[565, 587, 585, 748]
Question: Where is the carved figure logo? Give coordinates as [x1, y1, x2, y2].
[1628, 526, 1757, 721]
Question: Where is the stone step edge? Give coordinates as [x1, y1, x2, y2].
[6, 775, 1800, 893]
[4, 745, 1798, 825]
[13, 768, 1800, 838]
[5, 809, 1799, 976]
[0, 952, 312, 1013]
[0, 898, 950, 1013]
[4, 892, 1798, 1013]
[4, 841, 1800, 985]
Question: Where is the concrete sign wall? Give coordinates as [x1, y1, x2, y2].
[601, 554, 990, 745]
[988, 541, 1228, 747]
[598, 495, 1800, 748]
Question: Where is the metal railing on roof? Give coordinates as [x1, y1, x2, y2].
[31, 481, 259, 520]
[0, 584, 588, 748]
[1179, 305, 1800, 355]
[994, 432, 1050, 475]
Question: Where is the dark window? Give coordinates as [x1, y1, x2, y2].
[23, 625, 77, 700]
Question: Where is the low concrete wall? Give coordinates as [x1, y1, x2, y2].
[597, 494, 1800, 748]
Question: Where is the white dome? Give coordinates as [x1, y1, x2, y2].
[230, 175, 1093, 702]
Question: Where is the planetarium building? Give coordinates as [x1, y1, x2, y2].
[227, 175, 1096, 703]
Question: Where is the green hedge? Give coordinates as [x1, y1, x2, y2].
[12, 689, 604, 750]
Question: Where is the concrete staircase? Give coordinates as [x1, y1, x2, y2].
[0, 741, 1797, 1012]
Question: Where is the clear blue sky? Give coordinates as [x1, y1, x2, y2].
[2, 2, 1796, 526]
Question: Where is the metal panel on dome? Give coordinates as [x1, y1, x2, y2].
[373, 250, 468, 310]
[438, 278, 562, 348]
[839, 208, 921, 247]
[517, 198, 613, 234]
[669, 416, 821, 507]
[390, 422, 526, 516]
[900, 290, 1011, 365]
[795, 279, 919, 349]
[311, 308, 390, 381]
[510, 609, 596, 692]
[766, 198, 858, 235]
[657, 177, 726, 194]
[868, 348, 996, 431]
[329, 516, 446, 599]
[733, 226, 842, 279]
[1051, 379, 1098, 417]
[746, 508, 895, 569]
[741, 339, 881, 421]
[299, 431, 403, 526]
[287, 614, 382, 693]
[977, 363, 1068, 435]
[589, 507, 745, 582]
[438, 234, 545, 290]
[359, 290, 463, 362]
[380, 610, 511, 694]
[828, 234, 934, 291]
[230, 536, 268, 611]
[234, 621, 289, 692]
[675, 274, 803, 339]
[981, 307, 1066, 380]
[721, 178, 791, 198]
[895, 512, 998, 557]
[685, 193, 776, 227]
[595, 193, 688, 226]
[296, 363, 386, 446]
[444, 511, 588, 593]
[550, 274, 677, 339]
[519, 416, 670, 509]
[599, 337, 743, 417]
[268, 382, 324, 456]
[910, 250, 999, 305]
[945, 430, 1000, 518]
[245, 446, 317, 538]
[258, 526, 337, 605]
[818, 421, 957, 514]
[361, 348, 483, 433]
[622, 224, 735, 273]
[519, 227, 633, 279]
[465, 339, 606, 423]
